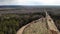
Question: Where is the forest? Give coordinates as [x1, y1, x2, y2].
[0, 12, 45, 34]
[0, 8, 60, 34]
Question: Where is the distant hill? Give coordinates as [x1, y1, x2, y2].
[0, 5, 60, 8]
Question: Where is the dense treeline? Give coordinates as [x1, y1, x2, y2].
[0, 12, 45, 34]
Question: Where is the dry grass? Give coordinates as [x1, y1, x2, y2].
[23, 18, 52, 34]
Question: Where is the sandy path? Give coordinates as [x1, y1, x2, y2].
[16, 18, 41, 34]
[16, 23, 30, 34]
[45, 12, 60, 34]
[16, 12, 60, 34]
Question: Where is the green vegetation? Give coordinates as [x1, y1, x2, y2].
[0, 13, 44, 34]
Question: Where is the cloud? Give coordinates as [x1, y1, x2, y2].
[14, 0, 60, 5]
[0, 0, 15, 5]
[0, 0, 60, 5]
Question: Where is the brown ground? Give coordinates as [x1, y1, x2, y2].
[16, 12, 60, 34]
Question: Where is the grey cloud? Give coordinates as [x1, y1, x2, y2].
[0, 0, 16, 5]
[0, 0, 14, 2]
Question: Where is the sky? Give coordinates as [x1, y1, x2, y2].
[0, 0, 60, 5]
